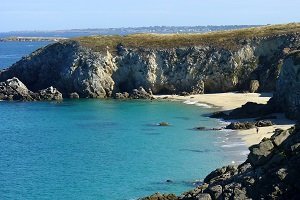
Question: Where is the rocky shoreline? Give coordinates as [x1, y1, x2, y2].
[0, 23, 300, 199]
[0, 77, 62, 101]
[139, 123, 300, 200]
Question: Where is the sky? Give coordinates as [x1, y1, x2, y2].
[0, 0, 299, 32]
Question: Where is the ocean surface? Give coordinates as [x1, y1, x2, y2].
[0, 42, 247, 200]
[0, 41, 52, 69]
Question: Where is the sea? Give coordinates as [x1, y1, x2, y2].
[0, 41, 248, 200]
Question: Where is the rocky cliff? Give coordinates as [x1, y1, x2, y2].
[274, 50, 300, 120]
[0, 24, 300, 98]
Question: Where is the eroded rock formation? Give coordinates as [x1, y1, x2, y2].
[0, 77, 62, 101]
[0, 30, 299, 98]
[274, 50, 300, 120]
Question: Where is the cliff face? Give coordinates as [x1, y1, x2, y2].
[113, 34, 299, 94]
[0, 41, 116, 98]
[0, 29, 299, 98]
[274, 50, 300, 120]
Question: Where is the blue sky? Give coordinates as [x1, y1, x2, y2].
[0, 0, 299, 31]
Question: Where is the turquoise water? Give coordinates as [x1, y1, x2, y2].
[0, 100, 233, 200]
[0, 41, 52, 69]
[0, 42, 246, 199]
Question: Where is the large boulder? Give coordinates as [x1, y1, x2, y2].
[0, 77, 34, 100]
[0, 77, 63, 101]
[225, 122, 255, 130]
[139, 193, 178, 200]
[249, 79, 260, 93]
[130, 87, 154, 99]
[248, 139, 275, 166]
[225, 101, 277, 119]
[36, 86, 63, 101]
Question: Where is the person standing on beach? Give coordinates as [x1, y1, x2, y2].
[256, 127, 259, 134]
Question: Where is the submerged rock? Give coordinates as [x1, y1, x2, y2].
[158, 122, 170, 126]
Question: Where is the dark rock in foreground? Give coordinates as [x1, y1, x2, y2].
[141, 193, 178, 200]
[226, 101, 277, 119]
[140, 126, 300, 200]
[0, 77, 62, 101]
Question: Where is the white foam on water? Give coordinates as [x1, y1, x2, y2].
[221, 142, 246, 148]
[183, 100, 198, 105]
[194, 102, 213, 108]
[219, 129, 233, 133]
[217, 119, 231, 126]
[240, 150, 250, 155]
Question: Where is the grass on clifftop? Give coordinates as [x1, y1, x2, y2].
[74, 23, 300, 52]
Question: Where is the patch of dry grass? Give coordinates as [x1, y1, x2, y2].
[73, 23, 300, 52]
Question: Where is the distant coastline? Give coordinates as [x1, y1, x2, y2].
[0, 25, 260, 40]
[0, 37, 67, 42]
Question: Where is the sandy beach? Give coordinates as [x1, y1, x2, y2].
[155, 92, 296, 147]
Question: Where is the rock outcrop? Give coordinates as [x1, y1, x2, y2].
[0, 77, 34, 100]
[36, 86, 63, 101]
[114, 87, 154, 99]
[0, 41, 115, 98]
[210, 101, 278, 120]
[0, 25, 299, 98]
[0, 77, 62, 101]
[225, 120, 273, 130]
[274, 50, 300, 120]
[140, 125, 300, 200]
[249, 80, 260, 93]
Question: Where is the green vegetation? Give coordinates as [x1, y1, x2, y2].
[74, 23, 300, 52]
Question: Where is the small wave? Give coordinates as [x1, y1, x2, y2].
[219, 129, 232, 133]
[221, 142, 246, 148]
[183, 100, 197, 105]
[217, 119, 231, 126]
[240, 150, 250, 155]
[195, 102, 213, 108]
